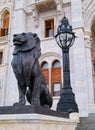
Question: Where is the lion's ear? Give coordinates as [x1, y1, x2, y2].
[33, 33, 37, 36]
[33, 33, 38, 38]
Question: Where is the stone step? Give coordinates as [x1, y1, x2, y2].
[76, 124, 95, 130]
[76, 127, 95, 130]
[79, 114, 95, 124]
[79, 118, 95, 124]
[76, 113, 95, 130]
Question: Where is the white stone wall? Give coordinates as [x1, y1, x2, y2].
[0, 0, 11, 106]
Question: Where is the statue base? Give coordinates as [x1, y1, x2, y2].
[0, 106, 79, 130]
[0, 105, 68, 118]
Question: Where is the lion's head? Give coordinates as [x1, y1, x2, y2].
[13, 32, 41, 58]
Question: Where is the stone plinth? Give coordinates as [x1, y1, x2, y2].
[0, 113, 79, 130]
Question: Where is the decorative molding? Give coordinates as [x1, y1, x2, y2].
[54, 0, 62, 12]
[54, 0, 63, 23]
[84, 37, 91, 49]
[0, 0, 11, 4]
[39, 52, 62, 62]
[83, 0, 95, 30]
[84, 30, 91, 37]
[0, 36, 8, 45]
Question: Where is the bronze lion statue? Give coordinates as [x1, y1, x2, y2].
[11, 32, 52, 108]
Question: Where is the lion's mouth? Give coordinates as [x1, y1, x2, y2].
[13, 41, 22, 46]
[13, 38, 22, 46]
[13, 37, 26, 46]
[14, 41, 22, 46]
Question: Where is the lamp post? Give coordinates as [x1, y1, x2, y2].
[55, 16, 79, 113]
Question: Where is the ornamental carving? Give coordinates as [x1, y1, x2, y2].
[0, 0, 11, 4]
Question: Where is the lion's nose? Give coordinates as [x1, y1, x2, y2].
[13, 34, 18, 37]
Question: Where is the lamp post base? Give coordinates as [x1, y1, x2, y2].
[57, 89, 79, 113]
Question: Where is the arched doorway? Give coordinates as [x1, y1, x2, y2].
[91, 20, 95, 101]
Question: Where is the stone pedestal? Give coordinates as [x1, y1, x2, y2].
[0, 113, 79, 130]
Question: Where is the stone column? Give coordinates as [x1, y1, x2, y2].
[85, 37, 95, 108]
[49, 67, 52, 93]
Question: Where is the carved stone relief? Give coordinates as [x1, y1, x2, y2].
[0, 0, 11, 4]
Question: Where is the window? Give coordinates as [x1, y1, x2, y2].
[52, 60, 61, 68]
[51, 60, 61, 96]
[45, 19, 54, 38]
[41, 61, 49, 84]
[41, 62, 48, 69]
[40, 60, 62, 96]
[0, 52, 3, 65]
[0, 11, 10, 37]
[53, 83, 61, 96]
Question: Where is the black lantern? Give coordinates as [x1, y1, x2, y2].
[55, 16, 75, 49]
[55, 16, 79, 113]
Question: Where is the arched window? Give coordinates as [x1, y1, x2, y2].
[0, 11, 10, 37]
[52, 60, 61, 68]
[41, 61, 49, 86]
[51, 60, 61, 96]
[41, 61, 48, 69]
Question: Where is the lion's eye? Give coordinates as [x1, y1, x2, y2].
[22, 33, 25, 36]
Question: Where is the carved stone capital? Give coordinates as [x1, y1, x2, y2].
[54, 0, 63, 23]
[31, 5, 38, 27]
[84, 37, 91, 49]
[54, 0, 63, 14]
[0, 0, 11, 4]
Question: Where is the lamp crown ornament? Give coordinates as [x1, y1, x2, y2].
[57, 16, 72, 33]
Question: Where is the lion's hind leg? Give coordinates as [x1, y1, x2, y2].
[39, 73, 53, 108]
[40, 83, 53, 108]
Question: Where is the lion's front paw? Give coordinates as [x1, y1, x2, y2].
[13, 102, 25, 107]
[43, 105, 50, 109]
[31, 99, 40, 106]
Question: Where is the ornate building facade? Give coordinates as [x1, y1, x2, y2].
[0, 0, 95, 117]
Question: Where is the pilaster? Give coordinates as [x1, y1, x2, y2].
[71, 0, 83, 28]
[84, 34, 95, 108]
[72, 28, 88, 116]
[14, 0, 27, 33]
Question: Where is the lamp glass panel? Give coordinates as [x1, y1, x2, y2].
[59, 33, 67, 47]
[67, 33, 73, 46]
[56, 35, 62, 47]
